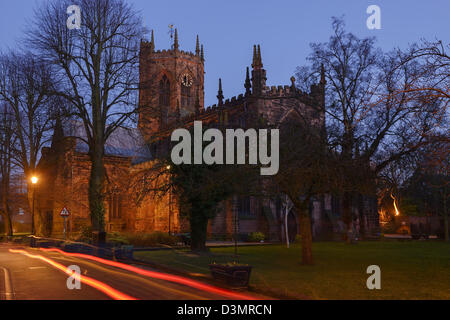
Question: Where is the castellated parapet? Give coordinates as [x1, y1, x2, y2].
[152, 64, 325, 141]
[139, 35, 325, 143]
[141, 40, 203, 61]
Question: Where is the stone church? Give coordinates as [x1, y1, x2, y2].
[36, 30, 379, 241]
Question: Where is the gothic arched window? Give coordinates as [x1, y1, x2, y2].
[159, 75, 170, 106]
[181, 84, 191, 108]
[237, 196, 252, 218]
[109, 192, 122, 220]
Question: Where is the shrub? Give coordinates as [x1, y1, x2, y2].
[113, 232, 178, 247]
[295, 234, 302, 243]
[248, 232, 265, 242]
[71, 225, 93, 243]
[107, 232, 130, 247]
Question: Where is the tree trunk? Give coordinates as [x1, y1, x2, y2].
[357, 194, 365, 238]
[89, 148, 106, 233]
[342, 191, 353, 243]
[2, 203, 13, 239]
[1, 178, 13, 238]
[190, 212, 209, 252]
[292, 198, 314, 265]
[27, 186, 44, 236]
[444, 191, 448, 242]
[299, 213, 314, 265]
[444, 212, 449, 242]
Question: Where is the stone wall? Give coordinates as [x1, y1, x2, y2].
[38, 137, 138, 237]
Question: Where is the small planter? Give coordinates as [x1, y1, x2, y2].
[209, 264, 252, 289]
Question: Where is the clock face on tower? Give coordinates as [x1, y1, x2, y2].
[181, 73, 193, 87]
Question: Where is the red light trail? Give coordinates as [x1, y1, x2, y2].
[8, 249, 137, 300]
[39, 247, 258, 300]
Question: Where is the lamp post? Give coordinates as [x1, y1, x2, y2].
[31, 176, 38, 235]
[234, 196, 238, 258]
[167, 165, 172, 235]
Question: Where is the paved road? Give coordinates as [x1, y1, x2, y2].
[0, 244, 255, 300]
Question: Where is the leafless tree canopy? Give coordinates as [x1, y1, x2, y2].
[0, 52, 56, 176]
[400, 40, 450, 101]
[0, 51, 59, 236]
[296, 18, 447, 175]
[0, 104, 17, 237]
[294, 17, 448, 244]
[296, 18, 448, 189]
[26, 0, 147, 231]
[27, 0, 146, 148]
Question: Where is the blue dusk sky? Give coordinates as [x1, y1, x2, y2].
[0, 0, 448, 107]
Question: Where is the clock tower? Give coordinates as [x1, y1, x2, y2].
[139, 30, 205, 138]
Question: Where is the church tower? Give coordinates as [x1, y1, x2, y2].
[139, 30, 205, 138]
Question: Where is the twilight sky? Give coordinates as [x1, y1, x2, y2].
[0, 0, 448, 107]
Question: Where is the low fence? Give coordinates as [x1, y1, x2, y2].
[28, 235, 134, 260]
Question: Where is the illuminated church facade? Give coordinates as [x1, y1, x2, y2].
[37, 30, 379, 241]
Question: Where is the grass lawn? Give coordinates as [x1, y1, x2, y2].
[134, 241, 450, 300]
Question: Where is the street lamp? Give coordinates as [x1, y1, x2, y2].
[167, 165, 172, 235]
[31, 176, 38, 235]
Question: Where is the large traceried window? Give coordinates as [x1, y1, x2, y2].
[159, 75, 170, 106]
[181, 84, 191, 108]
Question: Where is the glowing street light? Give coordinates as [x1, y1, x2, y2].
[31, 176, 39, 235]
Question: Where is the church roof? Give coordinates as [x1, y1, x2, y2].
[62, 121, 152, 165]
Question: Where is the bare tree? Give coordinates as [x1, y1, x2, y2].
[0, 52, 56, 236]
[399, 40, 449, 101]
[296, 18, 448, 241]
[0, 104, 17, 238]
[27, 0, 146, 233]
